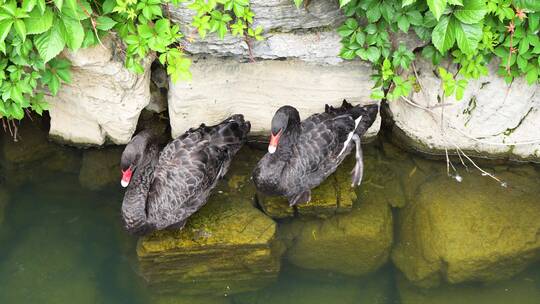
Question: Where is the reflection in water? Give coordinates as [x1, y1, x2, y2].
[0, 127, 539, 303]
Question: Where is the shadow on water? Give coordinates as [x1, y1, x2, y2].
[0, 122, 539, 304]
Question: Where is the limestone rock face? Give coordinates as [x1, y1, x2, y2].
[169, 0, 344, 64]
[392, 170, 540, 287]
[388, 59, 540, 162]
[47, 36, 152, 146]
[168, 57, 380, 138]
[279, 198, 393, 276]
[78, 147, 123, 191]
[136, 170, 282, 296]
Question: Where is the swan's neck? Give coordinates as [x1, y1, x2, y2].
[121, 144, 160, 234]
[275, 126, 300, 158]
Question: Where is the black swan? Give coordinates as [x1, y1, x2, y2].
[252, 100, 378, 206]
[120, 115, 251, 235]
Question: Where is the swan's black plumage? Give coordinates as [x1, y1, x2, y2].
[121, 115, 250, 235]
[253, 101, 378, 206]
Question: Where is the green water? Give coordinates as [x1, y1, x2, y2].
[0, 127, 539, 304]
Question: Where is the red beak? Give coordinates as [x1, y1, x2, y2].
[268, 129, 282, 154]
[121, 167, 133, 188]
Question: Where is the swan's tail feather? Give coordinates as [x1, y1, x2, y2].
[212, 114, 251, 146]
[326, 100, 378, 136]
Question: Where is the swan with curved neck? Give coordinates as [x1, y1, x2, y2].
[120, 115, 251, 235]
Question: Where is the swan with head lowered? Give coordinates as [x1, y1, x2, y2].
[252, 100, 378, 206]
[120, 115, 251, 235]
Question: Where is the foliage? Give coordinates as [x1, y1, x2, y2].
[0, 0, 261, 120]
[296, 0, 540, 102]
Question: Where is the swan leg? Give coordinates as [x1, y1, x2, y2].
[351, 134, 364, 187]
[289, 190, 311, 207]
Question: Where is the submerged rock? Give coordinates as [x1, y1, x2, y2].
[136, 169, 283, 296]
[257, 156, 356, 219]
[79, 147, 123, 191]
[397, 267, 540, 304]
[279, 196, 393, 276]
[1, 119, 81, 186]
[392, 170, 540, 287]
[233, 266, 393, 304]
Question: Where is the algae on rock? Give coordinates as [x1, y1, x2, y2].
[392, 170, 540, 287]
[279, 196, 393, 276]
[256, 156, 357, 219]
[137, 155, 283, 296]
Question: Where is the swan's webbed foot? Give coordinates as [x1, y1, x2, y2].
[288, 190, 311, 207]
[351, 134, 364, 187]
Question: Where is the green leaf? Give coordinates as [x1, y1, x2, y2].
[22, 0, 37, 12]
[529, 13, 539, 32]
[0, 20, 13, 43]
[293, 0, 303, 8]
[25, 6, 53, 35]
[397, 15, 410, 32]
[102, 0, 116, 14]
[432, 16, 455, 53]
[34, 18, 66, 63]
[366, 46, 381, 62]
[53, 0, 63, 11]
[345, 18, 358, 30]
[454, 20, 482, 55]
[514, 0, 540, 12]
[96, 16, 117, 31]
[448, 0, 463, 5]
[370, 88, 385, 100]
[13, 19, 26, 41]
[402, 0, 416, 7]
[36, 0, 46, 14]
[62, 17, 84, 51]
[339, 0, 352, 8]
[453, 0, 487, 24]
[526, 66, 538, 84]
[427, 0, 447, 20]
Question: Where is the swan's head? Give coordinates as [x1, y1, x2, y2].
[268, 106, 300, 154]
[120, 131, 151, 188]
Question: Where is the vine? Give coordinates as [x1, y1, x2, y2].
[296, 0, 540, 102]
[0, 0, 262, 124]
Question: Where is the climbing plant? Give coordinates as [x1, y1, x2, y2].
[295, 0, 540, 102]
[0, 0, 261, 122]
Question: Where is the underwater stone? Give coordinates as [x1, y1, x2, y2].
[257, 158, 356, 219]
[392, 171, 540, 287]
[397, 268, 540, 304]
[136, 175, 283, 296]
[279, 197, 393, 276]
[79, 147, 123, 191]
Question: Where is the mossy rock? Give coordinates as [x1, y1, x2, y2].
[397, 267, 540, 304]
[256, 156, 357, 219]
[279, 196, 393, 276]
[79, 147, 123, 191]
[392, 170, 540, 288]
[137, 168, 283, 296]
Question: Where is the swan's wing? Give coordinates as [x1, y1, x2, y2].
[146, 137, 226, 230]
[286, 115, 355, 189]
